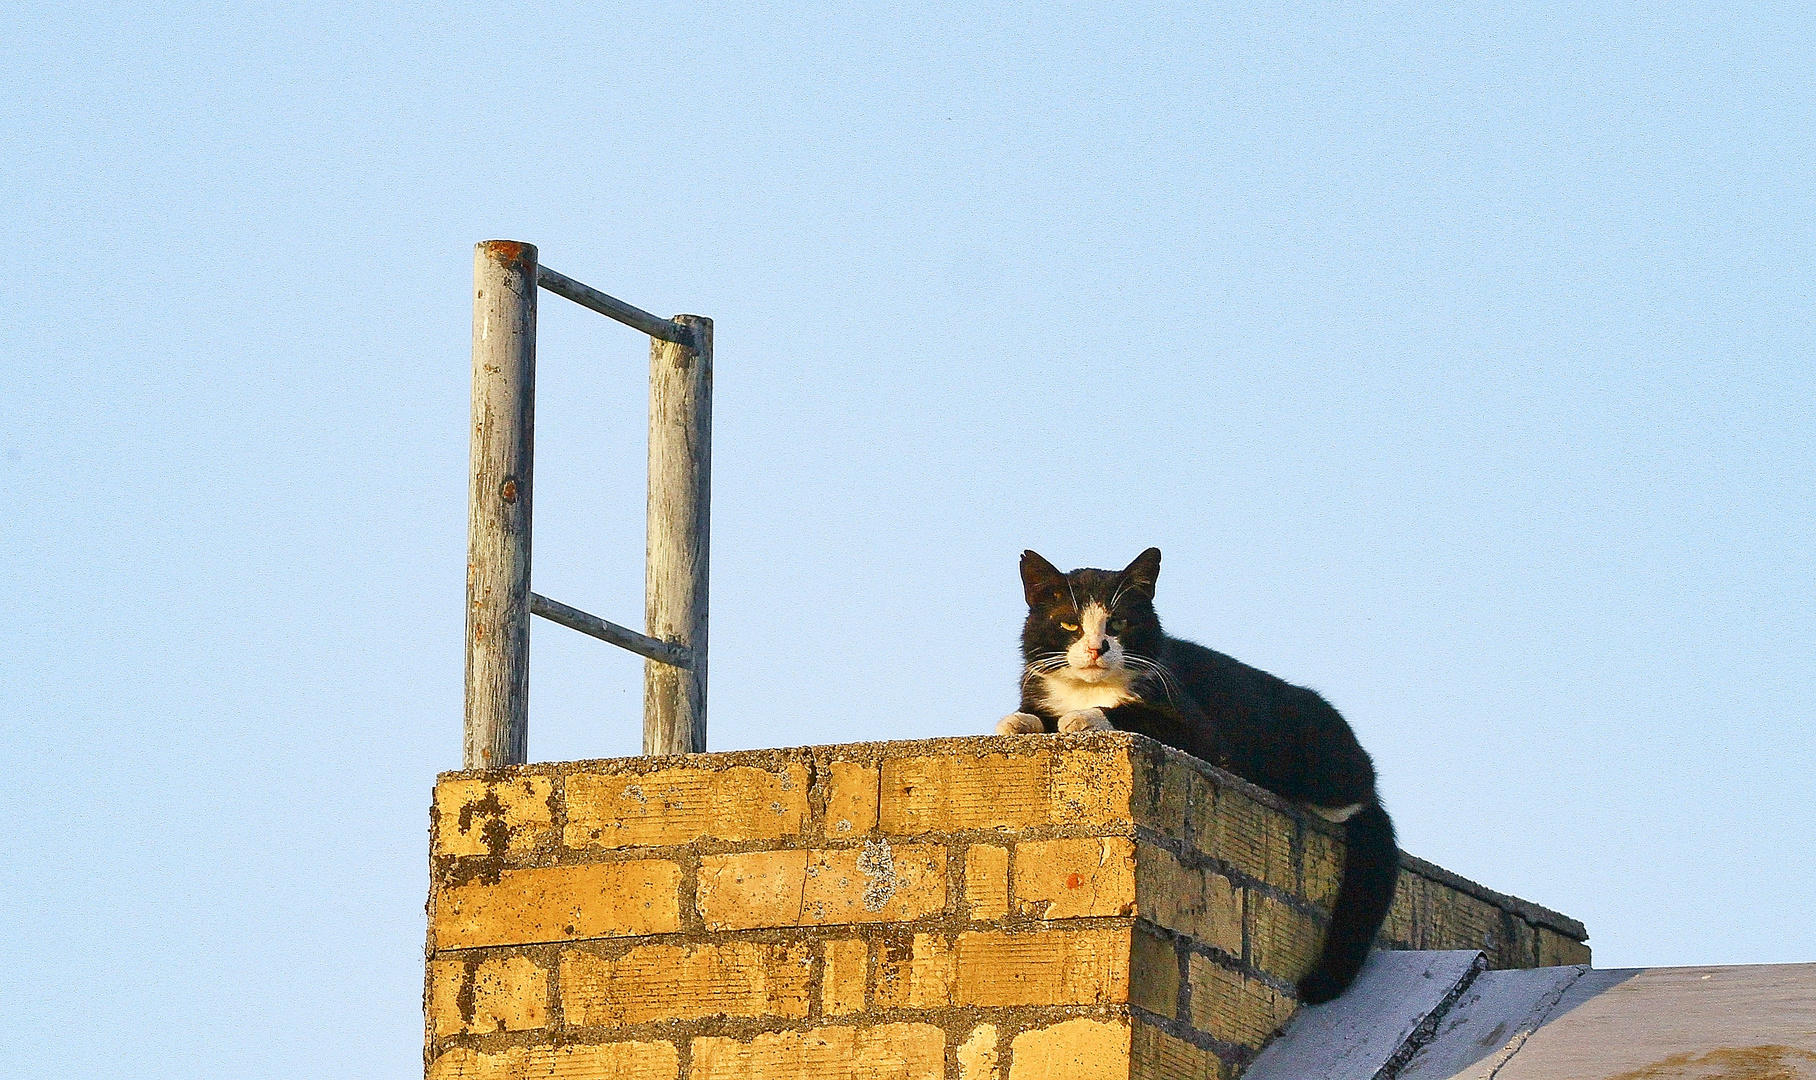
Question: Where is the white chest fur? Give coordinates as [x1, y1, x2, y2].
[1037, 675, 1135, 715]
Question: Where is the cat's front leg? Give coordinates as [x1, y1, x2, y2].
[1057, 708, 1114, 733]
[996, 712, 1046, 735]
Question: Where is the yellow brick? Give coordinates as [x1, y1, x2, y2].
[953, 925, 1131, 1007]
[1380, 875, 1417, 949]
[1537, 927, 1592, 967]
[1051, 745, 1136, 826]
[561, 940, 812, 1026]
[822, 938, 868, 1015]
[434, 776, 554, 858]
[690, 1023, 944, 1080]
[1130, 929, 1180, 1019]
[825, 760, 879, 837]
[428, 1041, 679, 1080]
[429, 959, 466, 1037]
[874, 934, 957, 1010]
[1300, 826, 1344, 912]
[431, 955, 549, 1036]
[433, 860, 681, 949]
[1498, 916, 1538, 970]
[964, 845, 1009, 920]
[1132, 1020, 1224, 1080]
[1133, 844, 1242, 957]
[881, 753, 1052, 834]
[1131, 753, 1197, 846]
[1197, 787, 1294, 889]
[877, 744, 1135, 835]
[697, 850, 810, 931]
[1417, 884, 1506, 956]
[1247, 890, 1323, 984]
[1008, 1017, 1131, 1080]
[696, 843, 946, 931]
[565, 764, 808, 849]
[958, 1024, 1000, 1080]
[1015, 837, 1137, 919]
[1187, 956, 1295, 1049]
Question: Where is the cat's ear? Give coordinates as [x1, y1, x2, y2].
[1120, 548, 1162, 597]
[1020, 550, 1068, 608]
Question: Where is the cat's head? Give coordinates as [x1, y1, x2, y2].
[1019, 548, 1163, 684]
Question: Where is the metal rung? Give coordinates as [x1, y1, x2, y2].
[531, 593, 692, 669]
[537, 266, 689, 343]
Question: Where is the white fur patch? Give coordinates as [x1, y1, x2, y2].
[1037, 676, 1133, 715]
[1310, 803, 1365, 823]
[1064, 602, 1122, 676]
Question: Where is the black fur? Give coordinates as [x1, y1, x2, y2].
[1011, 547, 1397, 1005]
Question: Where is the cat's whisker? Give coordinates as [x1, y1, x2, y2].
[1021, 653, 1073, 686]
[1122, 654, 1185, 705]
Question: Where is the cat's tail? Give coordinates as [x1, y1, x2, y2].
[1297, 801, 1399, 1005]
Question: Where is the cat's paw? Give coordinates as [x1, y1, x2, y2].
[1057, 708, 1113, 733]
[996, 712, 1046, 735]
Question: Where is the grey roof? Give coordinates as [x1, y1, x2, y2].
[1244, 951, 1816, 1080]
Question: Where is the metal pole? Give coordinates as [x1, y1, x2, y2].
[464, 240, 537, 768]
[644, 315, 712, 755]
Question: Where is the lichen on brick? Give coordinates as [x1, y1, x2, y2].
[858, 839, 897, 912]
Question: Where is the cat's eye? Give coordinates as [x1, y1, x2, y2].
[1060, 622, 1078, 631]
[1109, 619, 1127, 634]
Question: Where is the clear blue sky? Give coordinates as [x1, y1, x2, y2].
[3, 3, 1810, 1076]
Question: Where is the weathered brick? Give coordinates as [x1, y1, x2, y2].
[879, 745, 1133, 835]
[871, 925, 1132, 1009]
[822, 938, 868, 1016]
[434, 776, 554, 858]
[1380, 875, 1418, 949]
[1130, 928, 1181, 1020]
[824, 760, 879, 837]
[1500, 912, 1538, 970]
[1196, 787, 1294, 889]
[696, 843, 946, 930]
[958, 1024, 1000, 1080]
[964, 844, 1009, 920]
[1015, 836, 1137, 919]
[423, 737, 1589, 1080]
[1133, 843, 1242, 957]
[1051, 745, 1136, 825]
[1132, 750, 1201, 847]
[560, 940, 812, 1026]
[953, 925, 1131, 1007]
[1537, 927, 1592, 967]
[1187, 955, 1295, 1050]
[881, 753, 1052, 834]
[429, 959, 465, 1037]
[1419, 885, 1505, 956]
[428, 1041, 678, 1080]
[429, 955, 548, 1036]
[1300, 826, 1344, 912]
[873, 933, 957, 1010]
[434, 861, 681, 949]
[1247, 890, 1323, 984]
[565, 764, 807, 849]
[1008, 1017, 1130, 1080]
[690, 1023, 944, 1080]
[1132, 1020, 1225, 1080]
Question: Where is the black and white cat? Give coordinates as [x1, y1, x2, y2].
[997, 548, 1398, 1005]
